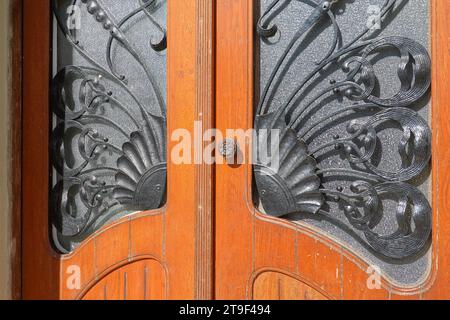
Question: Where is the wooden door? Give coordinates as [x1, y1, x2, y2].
[215, 0, 450, 300]
[22, 0, 214, 300]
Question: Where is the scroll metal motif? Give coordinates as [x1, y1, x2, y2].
[254, 0, 432, 260]
[51, 0, 167, 252]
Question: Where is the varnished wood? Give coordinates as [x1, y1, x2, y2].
[165, 0, 215, 300]
[59, 212, 165, 300]
[216, 0, 255, 299]
[82, 259, 166, 300]
[422, 0, 450, 299]
[22, 0, 59, 299]
[194, 0, 215, 300]
[253, 272, 329, 300]
[215, 0, 450, 300]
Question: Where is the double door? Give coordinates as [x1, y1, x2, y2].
[22, 0, 450, 300]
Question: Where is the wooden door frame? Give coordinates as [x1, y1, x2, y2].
[8, 0, 23, 300]
[215, 0, 450, 299]
[20, 0, 215, 300]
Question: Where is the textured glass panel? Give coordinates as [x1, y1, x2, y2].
[254, 0, 431, 285]
[51, 0, 167, 252]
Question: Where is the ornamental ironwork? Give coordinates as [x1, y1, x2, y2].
[254, 0, 432, 260]
[51, 0, 167, 252]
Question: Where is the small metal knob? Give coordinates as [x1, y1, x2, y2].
[218, 138, 237, 160]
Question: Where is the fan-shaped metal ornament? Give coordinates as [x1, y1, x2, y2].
[254, 0, 432, 260]
[254, 112, 324, 216]
[114, 115, 167, 210]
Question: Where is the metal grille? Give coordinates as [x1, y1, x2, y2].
[50, 0, 167, 252]
[254, 0, 432, 282]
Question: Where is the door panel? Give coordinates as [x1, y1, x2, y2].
[50, 0, 168, 253]
[215, 0, 450, 300]
[22, 0, 214, 300]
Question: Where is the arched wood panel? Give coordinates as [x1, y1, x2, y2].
[82, 259, 166, 300]
[253, 271, 329, 300]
